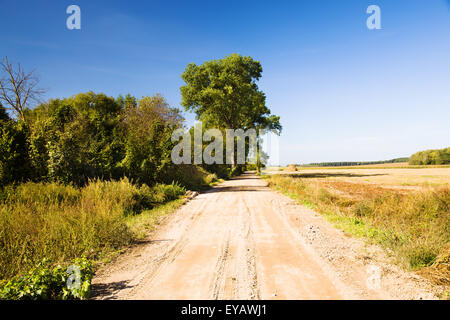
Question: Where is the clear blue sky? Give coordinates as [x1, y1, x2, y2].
[1, 0, 449, 165]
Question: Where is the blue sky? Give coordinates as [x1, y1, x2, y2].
[1, 0, 449, 165]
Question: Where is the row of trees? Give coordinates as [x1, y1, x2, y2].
[0, 54, 281, 187]
[409, 147, 450, 165]
[0, 93, 184, 187]
[303, 158, 409, 167]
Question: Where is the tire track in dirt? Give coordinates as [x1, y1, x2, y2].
[211, 194, 260, 300]
[92, 173, 440, 300]
[125, 191, 233, 299]
[92, 191, 225, 299]
[239, 196, 261, 300]
[244, 185, 345, 299]
[209, 230, 231, 299]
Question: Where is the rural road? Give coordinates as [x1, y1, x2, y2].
[92, 173, 438, 300]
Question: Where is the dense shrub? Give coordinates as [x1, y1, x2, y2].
[0, 257, 93, 300]
[230, 165, 245, 177]
[152, 182, 186, 202]
[2, 92, 187, 188]
[119, 95, 184, 186]
[164, 164, 218, 190]
[409, 147, 450, 165]
[0, 120, 32, 186]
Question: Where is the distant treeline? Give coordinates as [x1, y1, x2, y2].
[409, 147, 450, 165]
[300, 158, 409, 167]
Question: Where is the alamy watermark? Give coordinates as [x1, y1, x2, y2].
[171, 122, 280, 166]
[66, 264, 81, 290]
[366, 5, 381, 30]
[66, 5, 81, 30]
[65, 5, 380, 31]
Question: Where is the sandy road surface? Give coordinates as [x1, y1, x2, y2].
[92, 173, 439, 300]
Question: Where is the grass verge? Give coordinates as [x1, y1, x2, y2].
[263, 174, 450, 289]
[0, 178, 188, 279]
[0, 167, 223, 300]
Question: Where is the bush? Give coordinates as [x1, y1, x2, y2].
[0, 257, 93, 300]
[230, 165, 245, 177]
[0, 120, 32, 187]
[409, 147, 450, 165]
[202, 164, 230, 179]
[152, 182, 186, 203]
[81, 178, 153, 215]
[166, 165, 218, 190]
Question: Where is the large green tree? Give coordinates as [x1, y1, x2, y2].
[181, 54, 280, 131]
[120, 94, 184, 185]
[180, 53, 281, 171]
[27, 92, 124, 185]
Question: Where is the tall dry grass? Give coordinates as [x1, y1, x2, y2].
[266, 175, 450, 285]
[0, 178, 186, 280]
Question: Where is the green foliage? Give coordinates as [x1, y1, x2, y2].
[28, 92, 125, 185]
[0, 120, 32, 185]
[230, 164, 245, 177]
[181, 54, 267, 129]
[164, 164, 219, 190]
[0, 257, 93, 300]
[180, 53, 282, 130]
[180, 54, 281, 170]
[152, 182, 186, 202]
[120, 95, 184, 186]
[407, 248, 437, 269]
[81, 178, 153, 215]
[409, 147, 450, 165]
[0, 71, 278, 188]
[202, 164, 230, 179]
[82, 179, 185, 215]
[7, 181, 80, 206]
[2, 91, 188, 188]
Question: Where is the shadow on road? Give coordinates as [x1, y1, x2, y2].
[230, 175, 261, 180]
[91, 280, 133, 299]
[207, 185, 269, 193]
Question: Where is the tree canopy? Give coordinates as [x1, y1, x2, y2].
[180, 53, 281, 133]
[0, 91, 189, 187]
[409, 147, 450, 165]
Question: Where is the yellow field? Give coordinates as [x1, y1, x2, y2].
[267, 165, 450, 190]
[264, 165, 450, 289]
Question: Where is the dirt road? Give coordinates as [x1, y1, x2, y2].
[92, 173, 439, 300]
